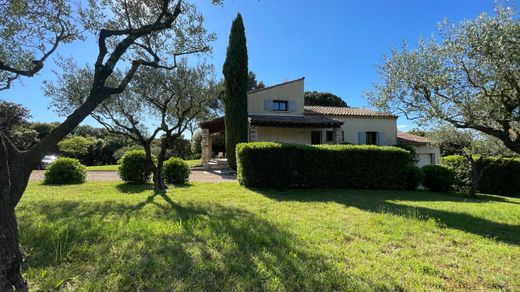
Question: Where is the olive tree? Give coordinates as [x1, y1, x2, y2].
[368, 5, 520, 154]
[0, 0, 220, 289]
[48, 60, 216, 191]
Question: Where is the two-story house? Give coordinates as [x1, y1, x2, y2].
[199, 77, 440, 169]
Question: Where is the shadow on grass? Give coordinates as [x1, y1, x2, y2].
[17, 192, 376, 290]
[257, 188, 520, 246]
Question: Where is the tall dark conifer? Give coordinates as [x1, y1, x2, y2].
[223, 13, 248, 170]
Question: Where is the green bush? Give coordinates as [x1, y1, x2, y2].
[118, 150, 154, 183]
[421, 165, 454, 192]
[164, 157, 190, 184]
[441, 155, 471, 193]
[405, 164, 424, 190]
[44, 157, 86, 184]
[236, 142, 410, 189]
[443, 155, 520, 196]
[395, 144, 417, 164]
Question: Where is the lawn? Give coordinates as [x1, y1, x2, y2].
[85, 159, 201, 171]
[17, 182, 520, 291]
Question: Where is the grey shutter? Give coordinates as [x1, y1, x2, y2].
[358, 131, 366, 144]
[263, 99, 272, 111]
[377, 132, 386, 145]
[288, 100, 297, 112]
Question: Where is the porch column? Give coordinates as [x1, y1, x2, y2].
[201, 128, 212, 170]
[249, 125, 257, 142]
[332, 127, 341, 144]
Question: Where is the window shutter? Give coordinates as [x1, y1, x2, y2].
[264, 99, 272, 111]
[358, 131, 366, 144]
[377, 132, 386, 145]
[288, 100, 297, 112]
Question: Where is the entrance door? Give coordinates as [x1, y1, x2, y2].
[311, 131, 322, 145]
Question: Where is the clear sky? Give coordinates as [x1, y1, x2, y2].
[0, 0, 495, 131]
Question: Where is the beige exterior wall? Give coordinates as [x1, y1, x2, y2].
[412, 145, 441, 167]
[252, 117, 398, 146]
[248, 79, 305, 116]
[256, 126, 311, 144]
[335, 117, 397, 145]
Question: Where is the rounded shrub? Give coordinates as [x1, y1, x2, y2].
[44, 157, 86, 184]
[421, 164, 455, 192]
[118, 150, 153, 183]
[405, 164, 424, 190]
[164, 157, 190, 184]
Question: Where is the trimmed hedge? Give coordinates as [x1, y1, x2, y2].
[405, 164, 424, 190]
[164, 157, 190, 184]
[421, 165, 454, 192]
[442, 155, 520, 196]
[236, 142, 410, 189]
[44, 157, 86, 184]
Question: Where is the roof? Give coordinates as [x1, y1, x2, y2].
[249, 114, 343, 128]
[247, 77, 305, 94]
[397, 131, 431, 145]
[199, 116, 225, 133]
[304, 106, 398, 119]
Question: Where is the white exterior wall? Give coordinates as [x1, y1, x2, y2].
[412, 145, 441, 167]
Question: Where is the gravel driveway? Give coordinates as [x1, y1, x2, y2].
[30, 169, 236, 183]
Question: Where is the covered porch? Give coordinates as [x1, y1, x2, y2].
[199, 114, 344, 170]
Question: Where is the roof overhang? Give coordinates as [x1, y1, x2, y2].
[249, 114, 343, 128]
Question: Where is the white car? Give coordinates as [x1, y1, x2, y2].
[40, 155, 58, 169]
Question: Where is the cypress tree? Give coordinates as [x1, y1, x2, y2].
[223, 13, 248, 170]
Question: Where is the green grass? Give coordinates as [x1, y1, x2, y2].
[184, 159, 201, 167]
[85, 165, 119, 171]
[17, 182, 520, 291]
[85, 159, 201, 171]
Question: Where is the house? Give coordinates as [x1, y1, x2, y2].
[200, 77, 439, 169]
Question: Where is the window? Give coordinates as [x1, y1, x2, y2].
[430, 153, 436, 164]
[272, 100, 288, 111]
[341, 131, 345, 142]
[366, 132, 377, 145]
[326, 131, 334, 142]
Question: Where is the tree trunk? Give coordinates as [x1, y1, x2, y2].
[152, 135, 174, 192]
[0, 193, 28, 291]
[468, 156, 485, 198]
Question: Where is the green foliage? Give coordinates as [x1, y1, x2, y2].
[405, 164, 424, 190]
[441, 155, 472, 192]
[395, 144, 417, 163]
[164, 157, 190, 184]
[118, 150, 154, 183]
[19, 182, 520, 290]
[223, 13, 249, 170]
[43, 157, 86, 184]
[368, 5, 520, 154]
[58, 136, 95, 158]
[443, 155, 520, 196]
[237, 142, 410, 189]
[304, 91, 348, 107]
[421, 165, 455, 192]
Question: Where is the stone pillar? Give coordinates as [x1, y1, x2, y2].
[201, 128, 212, 170]
[249, 125, 257, 142]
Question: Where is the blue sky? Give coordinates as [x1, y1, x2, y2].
[0, 0, 495, 131]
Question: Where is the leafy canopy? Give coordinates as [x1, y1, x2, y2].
[368, 5, 520, 154]
[304, 91, 348, 107]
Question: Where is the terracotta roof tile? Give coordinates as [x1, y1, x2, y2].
[304, 106, 397, 119]
[397, 132, 430, 145]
